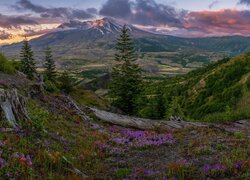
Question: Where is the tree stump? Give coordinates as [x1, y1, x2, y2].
[0, 88, 30, 127]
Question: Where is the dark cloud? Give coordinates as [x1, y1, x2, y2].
[0, 31, 12, 40]
[100, 0, 185, 27]
[209, 0, 219, 9]
[132, 0, 185, 27]
[86, 8, 98, 15]
[100, 0, 131, 18]
[0, 13, 38, 28]
[15, 0, 94, 20]
[239, 0, 250, 5]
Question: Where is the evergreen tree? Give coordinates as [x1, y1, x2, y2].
[20, 39, 36, 79]
[109, 25, 142, 114]
[58, 71, 74, 94]
[138, 84, 166, 119]
[166, 97, 184, 119]
[44, 47, 56, 81]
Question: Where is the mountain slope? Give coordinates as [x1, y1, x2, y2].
[160, 52, 250, 121]
[2, 18, 250, 74]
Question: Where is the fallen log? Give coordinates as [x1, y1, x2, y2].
[90, 108, 208, 130]
[90, 108, 250, 137]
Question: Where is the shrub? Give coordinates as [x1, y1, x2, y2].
[58, 71, 75, 94]
[0, 54, 16, 74]
[44, 80, 60, 93]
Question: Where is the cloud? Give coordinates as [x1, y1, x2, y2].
[239, 0, 250, 5]
[100, 0, 131, 18]
[15, 0, 94, 20]
[209, 0, 219, 9]
[86, 8, 98, 15]
[100, 0, 185, 27]
[0, 13, 38, 28]
[183, 9, 250, 36]
[0, 30, 12, 40]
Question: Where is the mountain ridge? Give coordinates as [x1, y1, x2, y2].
[2, 17, 250, 75]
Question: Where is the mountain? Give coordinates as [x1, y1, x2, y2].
[2, 17, 250, 75]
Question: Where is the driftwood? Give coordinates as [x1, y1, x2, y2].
[90, 108, 208, 130]
[0, 88, 30, 127]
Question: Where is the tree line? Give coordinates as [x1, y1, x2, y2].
[20, 39, 56, 81]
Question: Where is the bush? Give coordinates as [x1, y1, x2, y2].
[202, 109, 250, 123]
[58, 71, 75, 94]
[44, 80, 60, 93]
[0, 54, 16, 74]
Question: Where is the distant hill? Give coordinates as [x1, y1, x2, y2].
[161, 52, 250, 121]
[2, 17, 250, 74]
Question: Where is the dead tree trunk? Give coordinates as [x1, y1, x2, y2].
[0, 88, 30, 127]
[90, 108, 208, 130]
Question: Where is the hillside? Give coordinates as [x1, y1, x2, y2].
[155, 52, 250, 122]
[0, 60, 250, 179]
[2, 18, 250, 75]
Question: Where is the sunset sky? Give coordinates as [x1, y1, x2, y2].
[1, 0, 250, 44]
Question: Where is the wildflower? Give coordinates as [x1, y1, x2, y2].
[0, 140, 5, 147]
[12, 152, 19, 158]
[19, 155, 26, 166]
[26, 155, 32, 166]
[0, 158, 6, 168]
[203, 165, 211, 172]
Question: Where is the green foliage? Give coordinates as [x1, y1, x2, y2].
[58, 71, 75, 94]
[70, 88, 110, 109]
[109, 25, 142, 114]
[44, 47, 56, 81]
[20, 39, 36, 79]
[138, 83, 166, 119]
[115, 168, 133, 179]
[26, 100, 49, 131]
[166, 97, 184, 119]
[234, 132, 246, 139]
[135, 53, 250, 121]
[0, 54, 16, 74]
[203, 109, 250, 123]
[44, 80, 60, 93]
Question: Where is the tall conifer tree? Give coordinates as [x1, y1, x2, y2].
[20, 39, 36, 79]
[44, 47, 56, 81]
[109, 25, 142, 114]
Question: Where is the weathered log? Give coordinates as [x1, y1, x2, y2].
[90, 108, 250, 137]
[0, 88, 30, 127]
[90, 108, 208, 130]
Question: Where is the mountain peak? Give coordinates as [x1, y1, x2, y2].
[58, 17, 123, 34]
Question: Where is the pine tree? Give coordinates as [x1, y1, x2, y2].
[166, 97, 184, 119]
[59, 71, 74, 94]
[20, 39, 36, 79]
[44, 47, 56, 81]
[109, 25, 142, 114]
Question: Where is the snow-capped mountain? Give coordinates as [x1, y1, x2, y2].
[58, 18, 123, 34]
[57, 17, 149, 36]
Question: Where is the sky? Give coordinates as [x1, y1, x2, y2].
[1, 0, 250, 44]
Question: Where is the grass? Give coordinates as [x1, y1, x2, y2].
[70, 88, 110, 109]
[0, 99, 109, 179]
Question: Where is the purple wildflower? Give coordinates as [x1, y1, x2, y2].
[26, 155, 32, 166]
